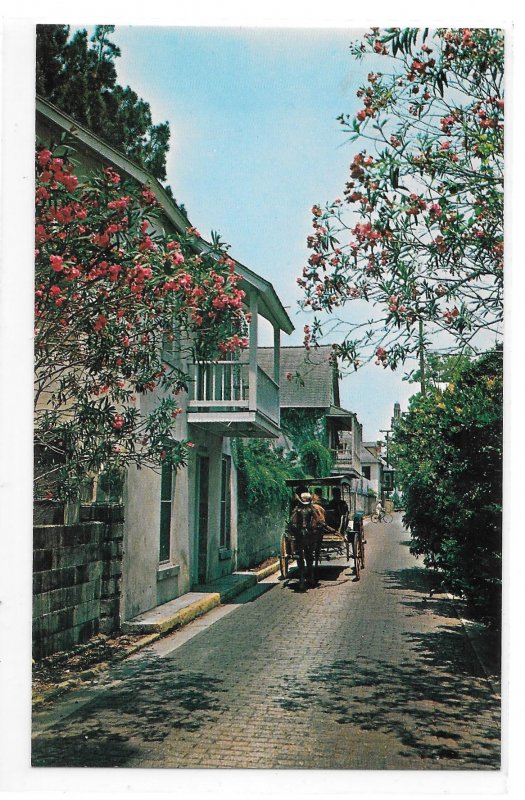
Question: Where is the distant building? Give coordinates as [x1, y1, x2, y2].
[359, 441, 386, 501]
[391, 402, 401, 429]
[257, 345, 362, 481]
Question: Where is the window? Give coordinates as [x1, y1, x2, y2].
[362, 466, 371, 480]
[220, 455, 231, 549]
[159, 460, 174, 563]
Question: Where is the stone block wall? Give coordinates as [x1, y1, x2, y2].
[32, 504, 124, 659]
[355, 492, 376, 516]
[236, 503, 287, 570]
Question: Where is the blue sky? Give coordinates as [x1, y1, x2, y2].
[78, 25, 418, 440]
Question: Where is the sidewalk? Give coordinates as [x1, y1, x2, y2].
[32, 560, 282, 707]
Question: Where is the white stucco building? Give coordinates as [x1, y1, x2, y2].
[36, 97, 294, 622]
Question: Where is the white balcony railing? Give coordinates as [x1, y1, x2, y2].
[190, 361, 249, 406]
[256, 365, 279, 425]
[333, 449, 360, 474]
[189, 361, 279, 425]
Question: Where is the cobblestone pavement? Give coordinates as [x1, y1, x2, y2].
[32, 514, 500, 769]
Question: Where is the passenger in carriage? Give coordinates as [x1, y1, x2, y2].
[325, 487, 349, 532]
[312, 487, 328, 509]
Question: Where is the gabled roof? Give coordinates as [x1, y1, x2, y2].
[360, 444, 382, 464]
[36, 97, 293, 335]
[257, 345, 337, 409]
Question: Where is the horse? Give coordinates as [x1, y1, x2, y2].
[288, 500, 325, 590]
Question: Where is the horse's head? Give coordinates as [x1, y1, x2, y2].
[290, 503, 315, 536]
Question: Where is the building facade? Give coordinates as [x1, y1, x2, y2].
[36, 98, 293, 625]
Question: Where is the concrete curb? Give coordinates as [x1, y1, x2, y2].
[121, 592, 222, 636]
[245, 560, 281, 581]
[33, 562, 280, 708]
[443, 592, 501, 697]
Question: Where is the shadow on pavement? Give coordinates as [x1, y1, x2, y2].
[315, 565, 347, 582]
[382, 565, 442, 595]
[382, 566, 501, 677]
[274, 627, 500, 768]
[32, 657, 227, 767]
[273, 564, 501, 769]
[286, 564, 348, 592]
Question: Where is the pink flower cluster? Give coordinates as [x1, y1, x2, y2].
[375, 346, 388, 367]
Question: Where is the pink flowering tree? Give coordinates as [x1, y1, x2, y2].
[35, 142, 248, 501]
[299, 28, 504, 371]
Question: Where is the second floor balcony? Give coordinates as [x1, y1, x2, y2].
[187, 358, 280, 438]
[331, 448, 361, 478]
[186, 262, 294, 438]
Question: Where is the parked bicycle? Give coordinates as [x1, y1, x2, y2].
[371, 510, 393, 524]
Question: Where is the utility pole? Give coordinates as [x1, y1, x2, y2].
[419, 319, 426, 397]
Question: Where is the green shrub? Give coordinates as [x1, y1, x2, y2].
[233, 440, 300, 512]
[392, 347, 502, 626]
[298, 440, 334, 478]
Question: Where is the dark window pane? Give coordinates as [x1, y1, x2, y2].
[159, 461, 174, 562]
[161, 461, 173, 501]
[220, 456, 231, 549]
[159, 502, 171, 562]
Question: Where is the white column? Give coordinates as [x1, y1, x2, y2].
[273, 325, 280, 384]
[273, 324, 280, 426]
[248, 291, 258, 411]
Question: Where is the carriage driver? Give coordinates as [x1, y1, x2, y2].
[292, 485, 309, 508]
[291, 485, 326, 528]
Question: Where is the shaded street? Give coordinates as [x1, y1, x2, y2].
[32, 514, 500, 769]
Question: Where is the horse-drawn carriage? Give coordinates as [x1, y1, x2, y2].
[280, 475, 365, 589]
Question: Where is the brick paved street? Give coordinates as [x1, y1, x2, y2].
[32, 514, 500, 769]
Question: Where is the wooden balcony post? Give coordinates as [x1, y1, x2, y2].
[248, 291, 258, 411]
[273, 323, 280, 426]
[273, 324, 280, 384]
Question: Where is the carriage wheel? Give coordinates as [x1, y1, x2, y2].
[279, 534, 290, 578]
[353, 532, 361, 580]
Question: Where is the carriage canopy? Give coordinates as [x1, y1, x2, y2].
[284, 475, 355, 490]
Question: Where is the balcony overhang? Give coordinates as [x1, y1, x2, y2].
[330, 466, 361, 480]
[187, 410, 280, 438]
[325, 405, 355, 431]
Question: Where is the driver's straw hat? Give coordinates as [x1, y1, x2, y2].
[299, 492, 312, 504]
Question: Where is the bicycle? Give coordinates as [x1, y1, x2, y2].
[371, 511, 393, 524]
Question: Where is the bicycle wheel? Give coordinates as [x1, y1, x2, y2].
[383, 513, 393, 523]
[353, 531, 361, 580]
[371, 513, 379, 523]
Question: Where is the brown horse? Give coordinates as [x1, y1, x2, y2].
[288, 501, 325, 590]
